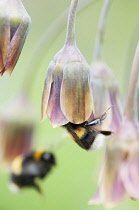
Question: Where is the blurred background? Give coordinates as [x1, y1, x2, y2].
[0, 0, 139, 209]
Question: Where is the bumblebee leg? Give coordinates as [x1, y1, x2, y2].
[32, 181, 43, 195]
[100, 130, 113, 136]
[85, 118, 101, 126]
[100, 105, 113, 120]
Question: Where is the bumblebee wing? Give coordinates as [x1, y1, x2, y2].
[22, 160, 42, 176]
[23, 159, 52, 178]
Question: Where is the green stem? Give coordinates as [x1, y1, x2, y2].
[125, 41, 139, 121]
[22, 0, 98, 95]
[124, 21, 139, 92]
[94, 0, 112, 61]
[65, 0, 78, 45]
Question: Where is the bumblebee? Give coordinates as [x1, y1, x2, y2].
[10, 150, 56, 193]
[64, 109, 112, 150]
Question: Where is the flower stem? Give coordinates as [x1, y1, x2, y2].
[125, 41, 139, 121]
[94, 0, 112, 61]
[21, 0, 97, 95]
[65, 0, 78, 45]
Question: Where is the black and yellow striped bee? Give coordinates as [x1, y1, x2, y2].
[10, 150, 56, 193]
[64, 109, 112, 150]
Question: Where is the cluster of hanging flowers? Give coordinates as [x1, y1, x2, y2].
[89, 42, 139, 207]
[0, 0, 139, 208]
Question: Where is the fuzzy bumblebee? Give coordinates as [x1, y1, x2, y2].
[10, 150, 56, 193]
[64, 109, 112, 150]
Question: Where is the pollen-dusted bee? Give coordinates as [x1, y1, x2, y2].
[10, 150, 56, 193]
[63, 109, 112, 150]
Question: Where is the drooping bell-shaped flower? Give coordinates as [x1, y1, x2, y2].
[0, 93, 36, 165]
[42, 0, 94, 127]
[89, 120, 139, 208]
[89, 41, 139, 208]
[90, 62, 123, 132]
[0, 0, 31, 76]
[88, 0, 122, 132]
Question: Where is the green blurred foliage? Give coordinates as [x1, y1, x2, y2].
[0, 0, 139, 210]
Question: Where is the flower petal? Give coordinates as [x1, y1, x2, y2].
[91, 78, 111, 129]
[42, 61, 55, 121]
[96, 145, 127, 207]
[61, 62, 93, 123]
[109, 86, 123, 132]
[5, 15, 31, 75]
[0, 124, 33, 163]
[89, 190, 101, 205]
[89, 165, 126, 208]
[0, 15, 10, 74]
[110, 173, 126, 205]
[47, 74, 68, 127]
[121, 157, 139, 200]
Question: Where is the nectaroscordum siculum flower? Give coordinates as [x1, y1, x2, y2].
[42, 0, 94, 127]
[0, 93, 36, 165]
[0, 0, 31, 76]
[89, 0, 123, 132]
[89, 41, 139, 208]
[90, 62, 123, 132]
[61, 0, 120, 151]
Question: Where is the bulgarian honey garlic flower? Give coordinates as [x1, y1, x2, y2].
[88, 0, 122, 132]
[90, 62, 123, 132]
[42, 0, 93, 127]
[89, 41, 139, 207]
[89, 120, 139, 208]
[0, 0, 31, 76]
[0, 93, 36, 164]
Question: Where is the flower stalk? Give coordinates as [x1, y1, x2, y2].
[21, 0, 98, 95]
[94, 0, 111, 61]
[65, 0, 78, 45]
[125, 41, 139, 121]
[90, 0, 122, 132]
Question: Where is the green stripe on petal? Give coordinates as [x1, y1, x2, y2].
[60, 62, 93, 123]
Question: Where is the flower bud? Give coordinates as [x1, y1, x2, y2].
[0, 93, 36, 164]
[42, 43, 94, 127]
[0, 0, 31, 76]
